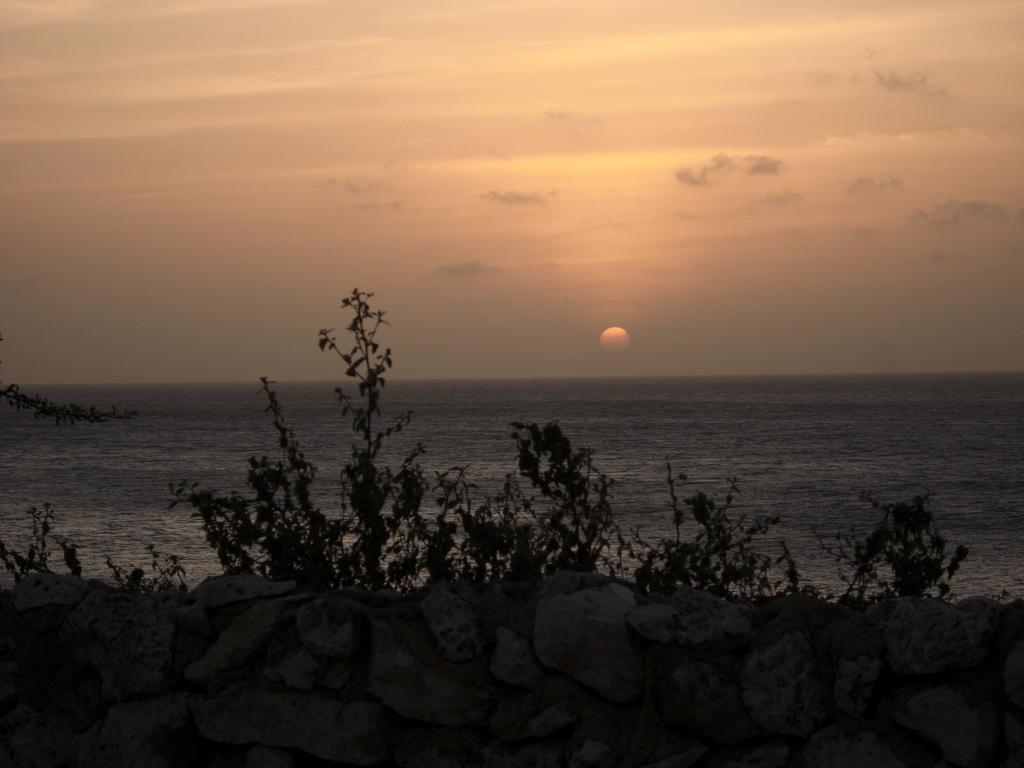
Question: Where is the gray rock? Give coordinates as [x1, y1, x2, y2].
[78, 692, 194, 768]
[804, 725, 906, 768]
[246, 745, 297, 768]
[569, 740, 615, 768]
[1007, 708, 1024, 766]
[185, 594, 309, 684]
[489, 627, 545, 689]
[533, 583, 644, 703]
[659, 656, 758, 745]
[834, 655, 883, 717]
[525, 700, 576, 738]
[13, 573, 87, 612]
[723, 742, 790, 768]
[422, 584, 487, 662]
[296, 597, 362, 659]
[894, 685, 998, 768]
[741, 630, 828, 737]
[627, 588, 752, 648]
[480, 742, 564, 768]
[175, 604, 212, 635]
[638, 744, 708, 768]
[1005, 640, 1024, 709]
[190, 574, 297, 609]
[539, 570, 610, 597]
[63, 590, 181, 701]
[0, 703, 81, 768]
[193, 682, 386, 765]
[263, 646, 320, 690]
[884, 597, 998, 674]
[0, 661, 16, 713]
[368, 618, 493, 725]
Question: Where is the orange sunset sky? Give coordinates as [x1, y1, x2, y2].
[1, 0, 1022, 383]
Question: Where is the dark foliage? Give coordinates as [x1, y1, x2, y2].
[173, 377, 345, 589]
[1, 333, 135, 424]
[511, 421, 624, 575]
[0, 504, 82, 583]
[105, 545, 188, 593]
[822, 492, 969, 606]
[632, 467, 799, 600]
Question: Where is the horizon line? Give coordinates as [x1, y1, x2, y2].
[16, 367, 1024, 389]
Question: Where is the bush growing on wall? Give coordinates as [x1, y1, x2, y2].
[1, 292, 972, 604]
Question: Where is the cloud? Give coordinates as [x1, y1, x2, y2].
[755, 191, 803, 207]
[910, 199, 1008, 228]
[875, 69, 947, 96]
[545, 110, 603, 126]
[357, 200, 403, 212]
[675, 153, 783, 187]
[481, 190, 549, 206]
[434, 260, 501, 279]
[846, 176, 902, 195]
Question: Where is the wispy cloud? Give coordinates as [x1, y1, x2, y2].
[875, 69, 947, 96]
[481, 190, 550, 206]
[755, 191, 803, 207]
[910, 199, 1008, 228]
[545, 110, 603, 126]
[845, 176, 903, 195]
[675, 153, 783, 187]
[357, 200, 404, 212]
[434, 260, 501, 278]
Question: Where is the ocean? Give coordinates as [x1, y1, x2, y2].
[1, 374, 1022, 596]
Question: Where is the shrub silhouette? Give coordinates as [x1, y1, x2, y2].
[0, 504, 82, 583]
[632, 467, 800, 600]
[822, 492, 969, 606]
[510, 421, 624, 576]
[0, 333, 135, 424]
[2, 292, 972, 603]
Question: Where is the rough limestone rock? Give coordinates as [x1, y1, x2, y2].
[0, 661, 16, 712]
[569, 739, 615, 768]
[1005, 639, 1024, 709]
[480, 742, 564, 768]
[803, 725, 906, 768]
[13, 573, 88, 612]
[489, 627, 545, 689]
[627, 588, 752, 649]
[422, 584, 486, 662]
[884, 597, 998, 674]
[659, 655, 758, 745]
[834, 655, 883, 717]
[741, 630, 828, 737]
[1007, 708, 1024, 767]
[263, 646, 320, 690]
[894, 685, 999, 768]
[189, 574, 297, 610]
[368, 618, 493, 725]
[0, 703, 81, 768]
[722, 742, 790, 768]
[533, 583, 644, 703]
[78, 692, 194, 768]
[185, 594, 309, 684]
[246, 745, 297, 768]
[638, 744, 708, 768]
[193, 682, 386, 765]
[296, 597, 362, 659]
[525, 701, 576, 739]
[63, 590, 181, 701]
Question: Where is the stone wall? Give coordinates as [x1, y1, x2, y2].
[2, 571, 1023, 768]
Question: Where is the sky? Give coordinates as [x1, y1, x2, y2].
[1, 0, 1022, 384]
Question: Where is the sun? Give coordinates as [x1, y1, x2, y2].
[599, 326, 631, 351]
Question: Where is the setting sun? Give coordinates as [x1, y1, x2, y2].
[599, 326, 631, 351]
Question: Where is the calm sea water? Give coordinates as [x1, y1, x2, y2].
[1, 375, 1022, 596]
